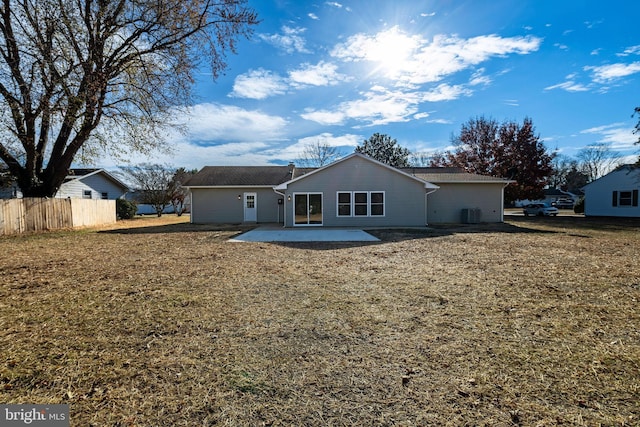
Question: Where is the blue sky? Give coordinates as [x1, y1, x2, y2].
[103, 0, 640, 169]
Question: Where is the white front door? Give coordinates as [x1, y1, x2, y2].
[244, 192, 257, 222]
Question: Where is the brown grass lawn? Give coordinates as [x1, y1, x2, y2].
[1, 215, 639, 426]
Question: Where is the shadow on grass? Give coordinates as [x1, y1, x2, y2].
[268, 221, 560, 250]
[506, 214, 640, 231]
[99, 215, 639, 249]
[99, 222, 255, 237]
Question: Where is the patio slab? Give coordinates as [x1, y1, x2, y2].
[229, 227, 380, 242]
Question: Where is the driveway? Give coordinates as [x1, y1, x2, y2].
[229, 227, 380, 242]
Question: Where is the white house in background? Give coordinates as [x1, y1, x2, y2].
[56, 169, 129, 200]
[1, 168, 129, 200]
[583, 164, 640, 217]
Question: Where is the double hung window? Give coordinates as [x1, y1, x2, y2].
[336, 191, 384, 217]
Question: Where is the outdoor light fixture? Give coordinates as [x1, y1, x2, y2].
[238, 194, 241, 200]
[287, 195, 291, 201]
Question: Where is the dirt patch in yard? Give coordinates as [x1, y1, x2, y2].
[1, 215, 639, 426]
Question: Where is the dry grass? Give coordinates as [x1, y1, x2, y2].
[1, 215, 639, 426]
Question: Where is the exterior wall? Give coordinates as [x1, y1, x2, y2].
[56, 174, 127, 200]
[282, 155, 427, 227]
[426, 183, 505, 223]
[584, 168, 640, 217]
[190, 187, 284, 224]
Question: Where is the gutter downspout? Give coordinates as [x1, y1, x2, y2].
[501, 182, 512, 222]
[273, 188, 286, 227]
[183, 187, 193, 224]
[424, 188, 438, 226]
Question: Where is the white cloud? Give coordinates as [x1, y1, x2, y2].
[420, 83, 472, 102]
[426, 118, 453, 124]
[617, 45, 640, 57]
[230, 69, 287, 99]
[544, 80, 590, 92]
[300, 109, 346, 126]
[330, 28, 542, 86]
[183, 103, 287, 142]
[413, 112, 430, 120]
[231, 62, 349, 99]
[308, 13, 319, 20]
[281, 132, 360, 159]
[288, 61, 349, 87]
[469, 68, 491, 86]
[259, 26, 311, 54]
[581, 123, 638, 149]
[586, 62, 640, 83]
[421, 12, 436, 17]
[301, 80, 471, 127]
[301, 85, 436, 126]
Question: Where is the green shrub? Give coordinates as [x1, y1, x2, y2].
[573, 196, 585, 214]
[116, 198, 138, 219]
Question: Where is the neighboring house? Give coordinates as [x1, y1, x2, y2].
[582, 164, 640, 217]
[0, 168, 128, 199]
[185, 153, 512, 227]
[56, 169, 129, 200]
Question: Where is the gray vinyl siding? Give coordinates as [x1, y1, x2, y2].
[283, 155, 427, 227]
[190, 187, 284, 224]
[426, 183, 505, 223]
[56, 174, 127, 200]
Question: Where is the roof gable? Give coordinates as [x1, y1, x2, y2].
[274, 153, 439, 190]
[583, 164, 640, 189]
[65, 168, 129, 191]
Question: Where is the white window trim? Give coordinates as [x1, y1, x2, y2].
[336, 191, 385, 217]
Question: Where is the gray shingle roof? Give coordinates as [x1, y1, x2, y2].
[184, 163, 511, 187]
[184, 166, 298, 186]
[401, 167, 512, 184]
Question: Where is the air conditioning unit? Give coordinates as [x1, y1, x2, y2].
[461, 208, 481, 224]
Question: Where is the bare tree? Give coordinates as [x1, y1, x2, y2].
[409, 151, 433, 167]
[577, 143, 622, 182]
[120, 164, 175, 217]
[0, 0, 258, 197]
[169, 168, 196, 216]
[296, 140, 341, 167]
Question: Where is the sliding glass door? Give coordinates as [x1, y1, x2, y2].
[294, 193, 323, 226]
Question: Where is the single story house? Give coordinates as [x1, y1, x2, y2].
[1, 168, 129, 200]
[582, 164, 640, 217]
[56, 169, 129, 200]
[185, 153, 512, 227]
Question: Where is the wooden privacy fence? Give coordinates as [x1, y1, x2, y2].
[0, 198, 116, 235]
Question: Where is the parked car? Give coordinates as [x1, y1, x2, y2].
[523, 203, 559, 216]
[552, 198, 574, 209]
